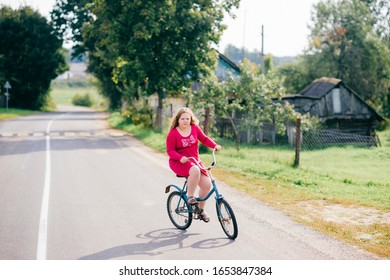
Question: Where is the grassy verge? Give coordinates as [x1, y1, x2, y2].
[1, 83, 105, 120]
[109, 112, 390, 258]
[0, 108, 40, 120]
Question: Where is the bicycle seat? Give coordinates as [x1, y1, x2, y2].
[176, 175, 188, 179]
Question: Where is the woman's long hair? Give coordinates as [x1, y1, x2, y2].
[168, 107, 199, 131]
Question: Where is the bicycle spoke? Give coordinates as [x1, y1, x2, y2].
[167, 191, 192, 230]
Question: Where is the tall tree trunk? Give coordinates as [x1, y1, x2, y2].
[387, 90, 390, 117]
[154, 91, 163, 131]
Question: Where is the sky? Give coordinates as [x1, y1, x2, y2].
[0, 0, 320, 57]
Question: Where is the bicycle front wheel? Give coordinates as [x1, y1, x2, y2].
[167, 191, 192, 230]
[216, 198, 238, 239]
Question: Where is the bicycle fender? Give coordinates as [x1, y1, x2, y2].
[165, 184, 182, 193]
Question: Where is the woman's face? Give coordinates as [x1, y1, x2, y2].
[178, 112, 191, 129]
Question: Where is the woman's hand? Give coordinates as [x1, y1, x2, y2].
[214, 144, 222, 151]
[180, 156, 188, 163]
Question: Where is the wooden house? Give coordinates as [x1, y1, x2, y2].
[281, 77, 384, 136]
[191, 50, 240, 92]
[215, 51, 240, 81]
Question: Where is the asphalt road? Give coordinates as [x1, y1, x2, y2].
[0, 106, 378, 260]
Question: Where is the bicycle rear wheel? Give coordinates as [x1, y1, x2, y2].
[167, 191, 192, 230]
[216, 198, 238, 239]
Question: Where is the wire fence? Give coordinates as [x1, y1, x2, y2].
[213, 117, 380, 150]
[301, 128, 379, 150]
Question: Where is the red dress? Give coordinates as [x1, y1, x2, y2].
[166, 124, 217, 177]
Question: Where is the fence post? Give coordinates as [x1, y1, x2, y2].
[294, 118, 301, 167]
[204, 107, 210, 135]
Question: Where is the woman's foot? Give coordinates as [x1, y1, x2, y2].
[187, 196, 198, 205]
[199, 208, 210, 223]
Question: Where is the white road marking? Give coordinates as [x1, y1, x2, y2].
[36, 114, 65, 260]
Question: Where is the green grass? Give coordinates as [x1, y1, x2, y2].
[1, 83, 105, 119]
[214, 145, 389, 208]
[50, 86, 106, 109]
[0, 108, 40, 120]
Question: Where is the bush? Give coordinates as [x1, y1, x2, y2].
[72, 93, 93, 107]
[122, 99, 153, 128]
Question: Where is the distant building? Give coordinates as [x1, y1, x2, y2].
[191, 50, 240, 92]
[56, 63, 88, 80]
[215, 50, 240, 81]
[281, 77, 384, 136]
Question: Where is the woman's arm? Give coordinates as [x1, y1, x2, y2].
[195, 125, 219, 149]
[166, 130, 184, 161]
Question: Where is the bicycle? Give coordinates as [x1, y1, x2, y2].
[165, 148, 238, 239]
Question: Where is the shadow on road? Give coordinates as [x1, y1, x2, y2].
[79, 228, 234, 260]
[0, 136, 133, 156]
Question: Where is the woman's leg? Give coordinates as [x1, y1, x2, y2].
[198, 174, 212, 209]
[187, 165, 201, 199]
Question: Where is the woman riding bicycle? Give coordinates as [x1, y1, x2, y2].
[166, 107, 222, 223]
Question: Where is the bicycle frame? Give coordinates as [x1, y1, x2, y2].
[164, 149, 223, 206]
[165, 148, 238, 239]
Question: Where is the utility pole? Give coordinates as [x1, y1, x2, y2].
[242, 10, 247, 59]
[261, 25, 265, 75]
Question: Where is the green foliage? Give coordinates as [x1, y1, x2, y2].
[275, 57, 313, 94]
[71, 93, 93, 107]
[188, 59, 300, 150]
[51, 0, 125, 110]
[50, 0, 91, 58]
[277, 0, 390, 117]
[0, 108, 39, 120]
[55, 0, 240, 127]
[0, 6, 66, 110]
[50, 84, 106, 110]
[122, 99, 154, 128]
[51, 79, 94, 88]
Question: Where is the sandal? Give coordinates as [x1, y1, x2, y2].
[199, 208, 210, 223]
[187, 196, 199, 205]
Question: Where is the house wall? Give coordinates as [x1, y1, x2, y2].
[283, 84, 380, 136]
[216, 59, 239, 81]
[314, 85, 373, 119]
[308, 85, 377, 135]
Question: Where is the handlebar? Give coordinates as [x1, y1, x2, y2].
[187, 148, 217, 171]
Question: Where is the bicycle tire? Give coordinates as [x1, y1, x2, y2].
[216, 198, 238, 239]
[167, 191, 192, 230]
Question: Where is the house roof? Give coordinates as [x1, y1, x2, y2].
[216, 50, 240, 73]
[279, 94, 319, 101]
[298, 77, 342, 98]
[286, 77, 384, 121]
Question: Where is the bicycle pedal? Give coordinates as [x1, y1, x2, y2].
[192, 206, 201, 219]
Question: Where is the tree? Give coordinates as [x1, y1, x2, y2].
[278, 0, 390, 116]
[361, 0, 390, 43]
[93, 0, 240, 130]
[81, 6, 125, 110]
[0, 6, 66, 110]
[189, 59, 298, 150]
[50, 0, 91, 58]
[308, 0, 390, 115]
[276, 57, 312, 94]
[51, 0, 127, 110]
